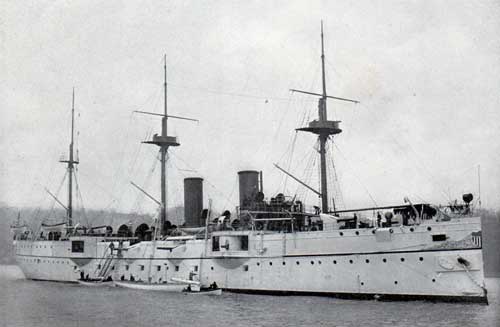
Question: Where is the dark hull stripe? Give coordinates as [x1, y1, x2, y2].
[15, 246, 482, 261]
[29, 278, 77, 284]
[224, 288, 489, 304]
[282, 246, 482, 258]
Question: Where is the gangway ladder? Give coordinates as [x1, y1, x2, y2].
[93, 244, 115, 279]
[96, 254, 114, 278]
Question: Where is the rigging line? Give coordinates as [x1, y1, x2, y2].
[169, 151, 235, 206]
[73, 170, 90, 227]
[273, 64, 320, 174]
[270, 96, 295, 159]
[274, 99, 304, 166]
[46, 171, 69, 222]
[109, 112, 135, 197]
[301, 64, 321, 127]
[167, 83, 317, 103]
[282, 131, 299, 192]
[295, 142, 318, 202]
[77, 170, 121, 203]
[132, 150, 160, 214]
[387, 133, 452, 203]
[332, 143, 378, 207]
[328, 138, 345, 209]
[129, 152, 159, 216]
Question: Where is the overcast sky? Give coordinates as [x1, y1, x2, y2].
[1, 1, 499, 218]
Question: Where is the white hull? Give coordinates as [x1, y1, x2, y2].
[13, 218, 488, 302]
[13, 237, 130, 283]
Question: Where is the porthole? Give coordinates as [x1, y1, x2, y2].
[361, 282, 364, 286]
[394, 281, 398, 285]
[282, 262, 286, 266]
[318, 260, 322, 265]
[400, 258, 405, 262]
[269, 262, 272, 266]
[349, 260, 353, 264]
[310, 261, 314, 265]
[296, 261, 300, 265]
[210, 267, 214, 271]
[365, 259, 370, 263]
[383, 258, 387, 263]
[427, 227, 432, 231]
[432, 278, 436, 282]
[372, 230, 376, 234]
[410, 227, 414, 232]
[339, 232, 344, 236]
[419, 257, 424, 261]
[355, 231, 359, 235]
[257, 262, 260, 266]
[333, 260, 337, 264]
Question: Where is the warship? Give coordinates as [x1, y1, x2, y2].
[11, 25, 488, 303]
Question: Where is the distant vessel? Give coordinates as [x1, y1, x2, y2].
[11, 24, 488, 303]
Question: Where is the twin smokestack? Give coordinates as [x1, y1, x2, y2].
[183, 170, 263, 227]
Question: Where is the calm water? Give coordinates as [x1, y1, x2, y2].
[0, 265, 498, 327]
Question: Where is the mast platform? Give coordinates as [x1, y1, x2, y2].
[296, 120, 342, 135]
[143, 134, 180, 147]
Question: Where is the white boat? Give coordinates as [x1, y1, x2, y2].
[113, 280, 186, 292]
[78, 279, 113, 287]
[184, 288, 222, 296]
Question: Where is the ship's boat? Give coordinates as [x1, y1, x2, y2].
[183, 288, 222, 296]
[113, 280, 186, 292]
[78, 279, 113, 287]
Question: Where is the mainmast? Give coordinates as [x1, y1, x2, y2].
[143, 55, 180, 236]
[318, 22, 329, 213]
[60, 89, 79, 226]
[294, 21, 359, 213]
[161, 56, 168, 235]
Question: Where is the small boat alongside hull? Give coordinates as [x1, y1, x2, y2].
[184, 288, 222, 296]
[78, 279, 113, 287]
[113, 280, 186, 292]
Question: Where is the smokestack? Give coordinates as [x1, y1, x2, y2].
[238, 170, 259, 209]
[184, 177, 204, 227]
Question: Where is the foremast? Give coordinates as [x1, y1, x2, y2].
[294, 22, 359, 213]
[59, 89, 79, 226]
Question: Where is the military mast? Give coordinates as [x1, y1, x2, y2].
[294, 22, 359, 213]
[143, 56, 180, 235]
[59, 89, 79, 226]
[139, 56, 197, 236]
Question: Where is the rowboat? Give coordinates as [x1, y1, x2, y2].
[113, 280, 186, 292]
